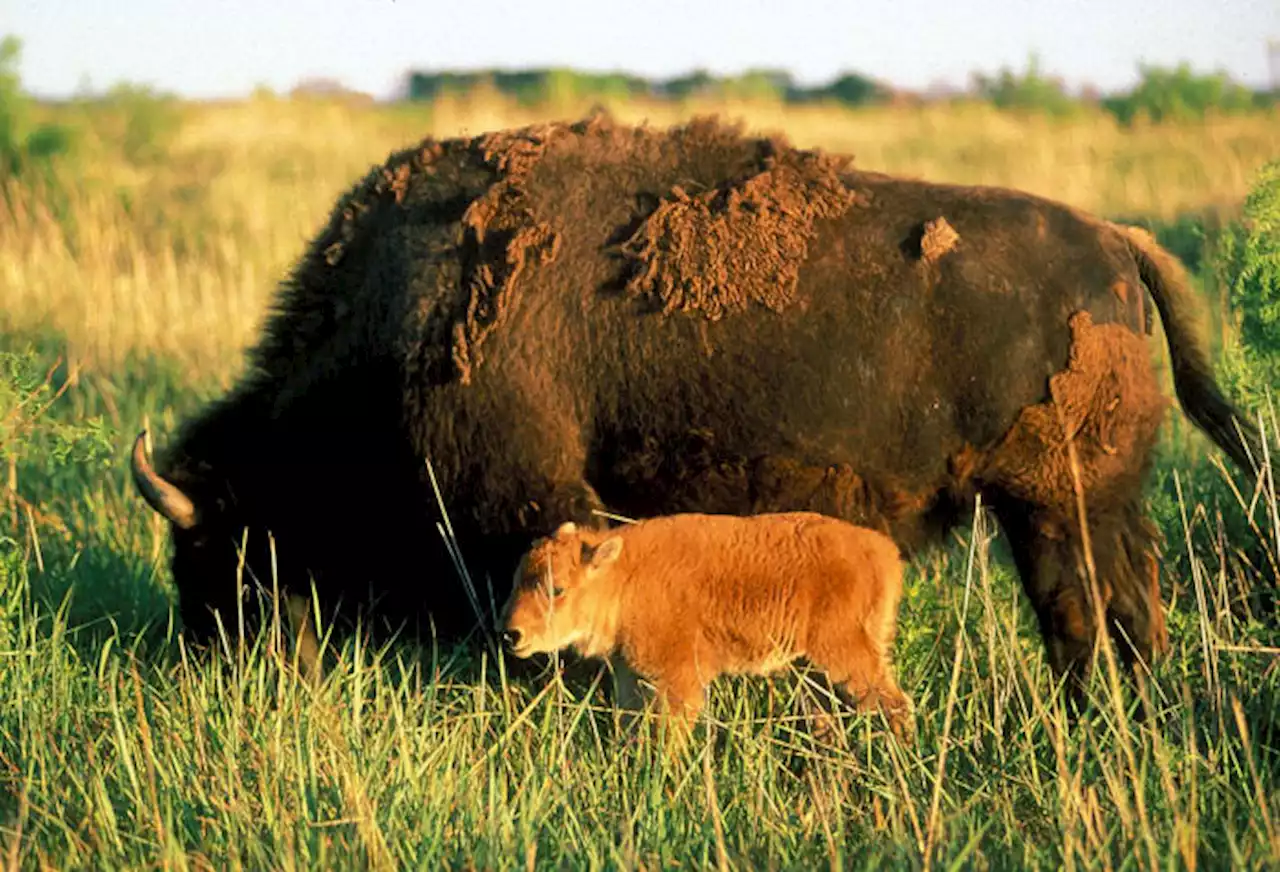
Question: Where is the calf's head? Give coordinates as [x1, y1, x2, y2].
[500, 521, 624, 658]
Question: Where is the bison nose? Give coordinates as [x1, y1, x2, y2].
[502, 629, 522, 651]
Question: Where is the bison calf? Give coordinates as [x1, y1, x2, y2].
[499, 512, 913, 742]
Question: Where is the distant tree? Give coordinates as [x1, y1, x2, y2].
[1102, 63, 1259, 125]
[658, 69, 718, 100]
[405, 71, 487, 102]
[717, 68, 792, 101]
[971, 53, 1080, 117]
[813, 71, 892, 106]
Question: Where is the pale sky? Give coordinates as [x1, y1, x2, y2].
[6, 0, 1279, 100]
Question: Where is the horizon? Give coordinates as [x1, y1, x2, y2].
[6, 0, 1279, 102]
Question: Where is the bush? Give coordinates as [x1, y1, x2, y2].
[0, 349, 114, 511]
[0, 347, 114, 633]
[814, 72, 893, 107]
[1215, 160, 1280, 403]
[0, 35, 73, 180]
[1103, 63, 1260, 126]
[970, 54, 1080, 117]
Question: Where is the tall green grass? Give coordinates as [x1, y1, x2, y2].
[0, 332, 1277, 869]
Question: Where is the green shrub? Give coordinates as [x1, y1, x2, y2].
[814, 72, 892, 107]
[0, 35, 73, 180]
[1215, 160, 1280, 402]
[970, 54, 1081, 117]
[0, 346, 115, 646]
[1103, 63, 1260, 126]
[0, 349, 114, 504]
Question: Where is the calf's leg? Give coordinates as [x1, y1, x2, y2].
[651, 664, 708, 752]
[809, 625, 913, 741]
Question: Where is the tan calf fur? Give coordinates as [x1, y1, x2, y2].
[500, 512, 912, 741]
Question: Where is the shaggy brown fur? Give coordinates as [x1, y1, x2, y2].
[130, 113, 1266, 705]
[501, 514, 912, 741]
[453, 124, 564, 384]
[620, 148, 861, 320]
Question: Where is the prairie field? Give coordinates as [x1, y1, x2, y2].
[1, 91, 1279, 869]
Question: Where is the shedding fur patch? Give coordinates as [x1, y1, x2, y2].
[620, 146, 860, 320]
[451, 125, 565, 384]
[919, 217, 959, 263]
[985, 310, 1168, 512]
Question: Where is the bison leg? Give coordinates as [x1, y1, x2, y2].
[799, 667, 914, 745]
[604, 654, 651, 741]
[807, 589, 913, 741]
[1098, 502, 1168, 671]
[990, 499, 1100, 706]
[990, 497, 1166, 709]
[977, 310, 1169, 707]
[285, 592, 323, 685]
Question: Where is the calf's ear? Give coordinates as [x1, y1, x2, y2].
[589, 537, 623, 569]
[554, 521, 577, 539]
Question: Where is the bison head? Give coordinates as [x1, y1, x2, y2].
[499, 521, 624, 659]
[130, 430, 270, 642]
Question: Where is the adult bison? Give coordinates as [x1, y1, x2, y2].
[131, 113, 1261, 692]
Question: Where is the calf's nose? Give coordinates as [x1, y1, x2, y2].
[502, 629, 522, 651]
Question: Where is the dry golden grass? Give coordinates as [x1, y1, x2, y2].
[2, 90, 1278, 382]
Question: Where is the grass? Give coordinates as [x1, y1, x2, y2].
[1, 93, 1278, 868]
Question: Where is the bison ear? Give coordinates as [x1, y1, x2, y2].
[589, 536, 623, 569]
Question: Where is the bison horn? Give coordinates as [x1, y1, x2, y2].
[130, 431, 199, 530]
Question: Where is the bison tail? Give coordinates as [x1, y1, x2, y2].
[1118, 223, 1265, 478]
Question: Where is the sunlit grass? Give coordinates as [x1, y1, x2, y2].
[1, 436, 1277, 868]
